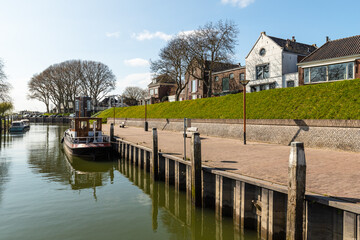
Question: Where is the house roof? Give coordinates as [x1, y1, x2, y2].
[300, 35, 360, 63]
[245, 32, 317, 59]
[205, 61, 240, 72]
[268, 36, 317, 56]
[148, 74, 176, 87]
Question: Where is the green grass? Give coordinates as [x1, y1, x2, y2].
[97, 79, 360, 122]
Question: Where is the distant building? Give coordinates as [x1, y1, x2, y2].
[212, 64, 246, 96]
[245, 32, 317, 92]
[148, 74, 177, 104]
[184, 61, 239, 100]
[75, 96, 92, 117]
[298, 35, 360, 85]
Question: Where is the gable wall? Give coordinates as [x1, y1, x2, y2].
[245, 34, 283, 91]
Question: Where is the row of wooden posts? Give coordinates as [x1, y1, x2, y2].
[0, 115, 12, 132]
[109, 124, 307, 240]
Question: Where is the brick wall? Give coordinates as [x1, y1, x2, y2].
[355, 59, 360, 79]
[212, 68, 246, 95]
[298, 67, 304, 85]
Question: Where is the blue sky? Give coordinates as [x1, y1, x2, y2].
[0, 0, 359, 111]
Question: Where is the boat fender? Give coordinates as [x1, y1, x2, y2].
[61, 137, 64, 143]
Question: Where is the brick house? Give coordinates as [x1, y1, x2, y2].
[212, 65, 246, 96]
[184, 61, 239, 100]
[148, 74, 177, 104]
[245, 32, 317, 92]
[298, 35, 360, 85]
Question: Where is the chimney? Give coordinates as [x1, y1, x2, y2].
[326, 36, 330, 42]
[238, 63, 241, 67]
[286, 39, 291, 47]
[292, 36, 296, 42]
[261, 31, 266, 36]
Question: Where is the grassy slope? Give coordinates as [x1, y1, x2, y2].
[98, 79, 360, 121]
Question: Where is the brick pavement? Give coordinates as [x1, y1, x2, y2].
[104, 124, 360, 202]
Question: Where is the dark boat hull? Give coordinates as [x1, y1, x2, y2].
[63, 137, 112, 161]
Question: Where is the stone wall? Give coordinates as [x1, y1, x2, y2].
[109, 118, 360, 152]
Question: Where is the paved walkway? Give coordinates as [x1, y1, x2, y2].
[104, 124, 360, 202]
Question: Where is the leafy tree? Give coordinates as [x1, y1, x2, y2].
[0, 102, 13, 116]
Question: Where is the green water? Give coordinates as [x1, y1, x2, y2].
[0, 124, 258, 240]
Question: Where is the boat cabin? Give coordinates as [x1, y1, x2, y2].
[68, 117, 104, 143]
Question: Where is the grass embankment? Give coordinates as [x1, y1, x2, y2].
[97, 79, 360, 122]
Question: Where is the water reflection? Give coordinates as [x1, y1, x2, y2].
[26, 125, 72, 183]
[0, 132, 13, 205]
[117, 159, 258, 240]
[64, 153, 115, 200]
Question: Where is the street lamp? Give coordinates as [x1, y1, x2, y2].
[239, 80, 250, 145]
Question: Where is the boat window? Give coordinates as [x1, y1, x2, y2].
[80, 121, 88, 129]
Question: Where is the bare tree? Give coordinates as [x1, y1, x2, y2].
[28, 60, 116, 113]
[28, 73, 51, 112]
[0, 59, 11, 102]
[79, 61, 116, 107]
[186, 20, 239, 97]
[122, 86, 146, 106]
[151, 36, 189, 101]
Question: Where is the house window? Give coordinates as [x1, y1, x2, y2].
[328, 62, 354, 81]
[256, 64, 269, 80]
[304, 68, 310, 83]
[192, 80, 197, 93]
[229, 73, 234, 79]
[154, 88, 158, 94]
[215, 76, 219, 82]
[304, 62, 354, 84]
[259, 48, 266, 56]
[310, 66, 327, 82]
[287, 81, 295, 88]
[239, 73, 245, 81]
[251, 86, 257, 92]
[222, 78, 229, 91]
[150, 89, 154, 95]
[269, 82, 276, 89]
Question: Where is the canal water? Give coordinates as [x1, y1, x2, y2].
[0, 124, 258, 240]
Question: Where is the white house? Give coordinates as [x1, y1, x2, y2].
[245, 32, 317, 92]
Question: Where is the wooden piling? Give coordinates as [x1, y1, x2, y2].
[191, 132, 202, 207]
[151, 128, 159, 180]
[110, 123, 114, 142]
[286, 142, 306, 240]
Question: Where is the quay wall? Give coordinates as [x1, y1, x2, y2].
[109, 118, 360, 152]
[112, 137, 360, 240]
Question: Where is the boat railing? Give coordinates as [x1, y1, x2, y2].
[65, 134, 110, 144]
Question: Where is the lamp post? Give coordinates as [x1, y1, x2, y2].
[144, 101, 148, 131]
[239, 80, 250, 145]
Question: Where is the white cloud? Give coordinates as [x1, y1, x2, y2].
[124, 58, 149, 67]
[116, 72, 152, 93]
[106, 31, 120, 38]
[132, 30, 172, 41]
[221, 0, 255, 8]
[178, 30, 197, 37]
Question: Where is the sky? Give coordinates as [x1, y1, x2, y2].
[0, 0, 359, 112]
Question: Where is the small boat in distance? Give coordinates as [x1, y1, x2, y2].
[62, 117, 112, 160]
[9, 121, 28, 132]
[21, 119, 30, 129]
